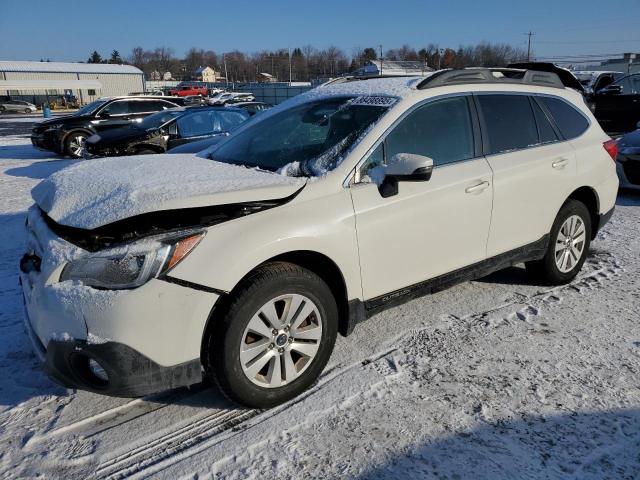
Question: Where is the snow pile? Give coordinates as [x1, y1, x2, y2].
[32, 154, 305, 229]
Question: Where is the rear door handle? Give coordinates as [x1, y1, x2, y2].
[552, 158, 569, 169]
[465, 181, 490, 194]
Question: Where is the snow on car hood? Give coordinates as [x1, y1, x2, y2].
[32, 154, 306, 230]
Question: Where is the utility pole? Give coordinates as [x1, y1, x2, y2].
[526, 31, 535, 61]
[223, 53, 228, 86]
[379, 44, 383, 76]
[289, 47, 292, 84]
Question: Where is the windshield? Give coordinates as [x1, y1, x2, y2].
[210, 96, 392, 176]
[75, 99, 109, 116]
[139, 109, 183, 129]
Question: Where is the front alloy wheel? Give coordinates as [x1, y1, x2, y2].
[205, 262, 338, 408]
[66, 133, 87, 158]
[240, 294, 323, 388]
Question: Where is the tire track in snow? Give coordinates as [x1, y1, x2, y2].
[96, 408, 259, 480]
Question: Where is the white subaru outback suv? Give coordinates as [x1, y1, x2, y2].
[20, 68, 618, 408]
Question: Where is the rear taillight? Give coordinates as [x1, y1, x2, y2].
[603, 139, 618, 162]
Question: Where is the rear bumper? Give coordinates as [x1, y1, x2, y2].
[598, 206, 615, 233]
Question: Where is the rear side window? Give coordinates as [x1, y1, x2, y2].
[477, 95, 538, 155]
[385, 96, 475, 167]
[539, 97, 589, 140]
[531, 99, 558, 144]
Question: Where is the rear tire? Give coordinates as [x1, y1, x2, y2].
[24, 108, 31, 114]
[204, 262, 338, 408]
[136, 149, 156, 155]
[526, 199, 592, 285]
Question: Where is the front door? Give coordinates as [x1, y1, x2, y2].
[350, 95, 493, 301]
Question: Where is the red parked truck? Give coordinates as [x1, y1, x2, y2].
[168, 85, 208, 97]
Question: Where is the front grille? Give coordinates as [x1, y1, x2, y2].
[622, 160, 640, 185]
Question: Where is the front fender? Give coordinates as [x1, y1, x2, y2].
[167, 189, 362, 302]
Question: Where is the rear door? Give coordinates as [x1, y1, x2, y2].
[477, 94, 577, 258]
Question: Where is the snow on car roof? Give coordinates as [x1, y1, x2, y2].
[311, 75, 427, 100]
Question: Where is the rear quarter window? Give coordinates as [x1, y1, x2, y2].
[539, 97, 589, 140]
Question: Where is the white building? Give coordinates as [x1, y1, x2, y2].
[0, 61, 145, 105]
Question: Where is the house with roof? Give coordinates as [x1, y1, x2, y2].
[194, 66, 219, 82]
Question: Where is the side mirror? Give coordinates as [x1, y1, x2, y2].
[100, 112, 111, 118]
[379, 153, 433, 198]
[597, 84, 623, 96]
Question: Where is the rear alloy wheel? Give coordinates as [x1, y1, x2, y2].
[526, 199, 592, 285]
[65, 132, 88, 158]
[205, 262, 338, 408]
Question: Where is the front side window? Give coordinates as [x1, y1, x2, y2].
[177, 111, 217, 137]
[540, 97, 589, 140]
[385, 96, 475, 167]
[216, 110, 249, 131]
[101, 100, 130, 116]
[478, 94, 538, 155]
[630, 75, 640, 94]
[139, 109, 183, 129]
[613, 76, 633, 94]
[75, 99, 108, 116]
[210, 96, 392, 176]
[358, 96, 475, 181]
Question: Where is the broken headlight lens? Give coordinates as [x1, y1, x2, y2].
[60, 231, 204, 289]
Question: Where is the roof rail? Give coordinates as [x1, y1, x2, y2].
[322, 74, 432, 86]
[416, 68, 565, 90]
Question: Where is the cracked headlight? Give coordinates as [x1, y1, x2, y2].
[60, 231, 205, 289]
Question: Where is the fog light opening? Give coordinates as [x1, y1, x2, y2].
[69, 353, 109, 389]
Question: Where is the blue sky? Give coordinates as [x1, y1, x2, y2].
[0, 0, 638, 62]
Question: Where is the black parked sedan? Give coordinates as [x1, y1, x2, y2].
[616, 127, 640, 190]
[30, 96, 183, 158]
[84, 106, 249, 157]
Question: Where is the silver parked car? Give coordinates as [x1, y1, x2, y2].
[0, 100, 38, 114]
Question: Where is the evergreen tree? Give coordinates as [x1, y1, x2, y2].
[110, 50, 122, 64]
[87, 51, 102, 64]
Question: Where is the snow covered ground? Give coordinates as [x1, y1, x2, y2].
[0, 118, 639, 479]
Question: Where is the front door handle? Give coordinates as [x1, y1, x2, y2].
[552, 158, 569, 169]
[465, 181, 490, 194]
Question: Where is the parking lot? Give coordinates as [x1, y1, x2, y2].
[0, 115, 639, 479]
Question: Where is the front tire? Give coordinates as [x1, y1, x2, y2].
[205, 262, 338, 408]
[526, 199, 592, 285]
[65, 132, 88, 158]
